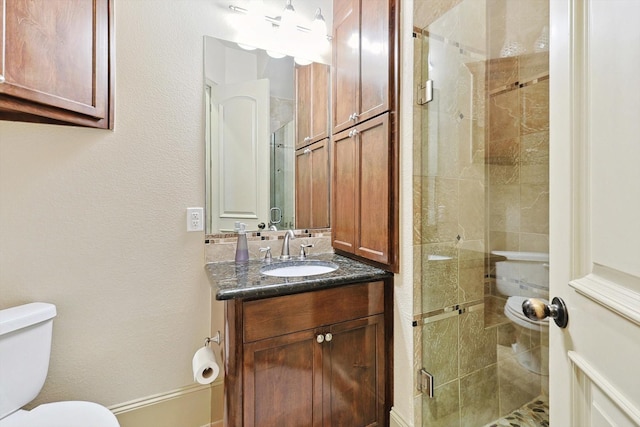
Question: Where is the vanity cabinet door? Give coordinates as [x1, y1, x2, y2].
[243, 329, 322, 427]
[295, 139, 330, 229]
[323, 315, 386, 427]
[332, 113, 392, 266]
[0, 0, 113, 128]
[296, 62, 330, 150]
[332, 0, 391, 135]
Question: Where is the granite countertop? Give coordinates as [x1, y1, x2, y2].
[206, 253, 393, 300]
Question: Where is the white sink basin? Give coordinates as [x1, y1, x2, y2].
[260, 261, 339, 278]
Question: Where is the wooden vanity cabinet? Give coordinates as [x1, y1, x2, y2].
[332, 114, 395, 268]
[0, 0, 113, 128]
[224, 280, 392, 427]
[332, 0, 391, 134]
[295, 139, 330, 229]
[295, 62, 330, 150]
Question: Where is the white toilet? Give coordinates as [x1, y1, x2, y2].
[0, 303, 120, 427]
[491, 251, 550, 375]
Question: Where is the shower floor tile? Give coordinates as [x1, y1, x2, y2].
[484, 395, 549, 427]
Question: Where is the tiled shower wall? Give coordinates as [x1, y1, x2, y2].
[412, 0, 549, 426]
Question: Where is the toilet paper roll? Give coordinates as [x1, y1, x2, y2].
[192, 346, 220, 385]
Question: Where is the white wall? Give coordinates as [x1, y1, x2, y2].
[0, 0, 232, 410]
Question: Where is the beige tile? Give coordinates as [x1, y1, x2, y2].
[498, 355, 541, 416]
[487, 57, 519, 92]
[422, 315, 459, 384]
[422, 380, 461, 427]
[489, 184, 520, 233]
[489, 231, 520, 252]
[489, 162, 520, 185]
[459, 309, 497, 375]
[458, 179, 485, 241]
[460, 365, 500, 426]
[489, 90, 520, 144]
[421, 177, 460, 243]
[520, 80, 549, 136]
[458, 240, 486, 303]
[414, 176, 423, 244]
[520, 184, 549, 234]
[413, 244, 423, 315]
[519, 233, 549, 253]
[414, 0, 464, 31]
[421, 243, 459, 312]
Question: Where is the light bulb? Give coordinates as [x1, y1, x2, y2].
[267, 50, 287, 59]
[311, 8, 327, 39]
[294, 57, 312, 66]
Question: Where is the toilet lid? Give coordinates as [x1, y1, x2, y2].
[504, 296, 549, 330]
[0, 401, 119, 427]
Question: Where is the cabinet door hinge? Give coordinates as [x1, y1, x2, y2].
[417, 368, 434, 398]
[417, 80, 433, 105]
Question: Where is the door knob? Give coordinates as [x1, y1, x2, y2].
[522, 297, 569, 328]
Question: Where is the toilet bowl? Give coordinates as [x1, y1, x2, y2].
[491, 251, 550, 375]
[0, 303, 120, 427]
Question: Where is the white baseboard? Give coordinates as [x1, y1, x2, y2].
[110, 380, 223, 427]
[390, 407, 412, 427]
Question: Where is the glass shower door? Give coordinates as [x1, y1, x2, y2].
[413, 1, 550, 426]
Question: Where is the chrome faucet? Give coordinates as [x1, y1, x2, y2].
[280, 230, 295, 260]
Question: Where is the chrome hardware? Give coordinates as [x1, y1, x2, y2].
[270, 206, 282, 226]
[205, 331, 221, 346]
[299, 243, 314, 259]
[349, 112, 358, 121]
[325, 333, 332, 342]
[348, 130, 353, 137]
[348, 129, 359, 138]
[316, 334, 325, 343]
[280, 229, 296, 260]
[418, 368, 435, 397]
[303, 148, 312, 154]
[417, 80, 433, 105]
[0, 75, 5, 84]
[522, 297, 569, 328]
[259, 246, 272, 262]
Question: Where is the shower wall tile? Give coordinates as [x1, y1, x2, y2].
[422, 315, 459, 384]
[520, 80, 549, 135]
[489, 231, 520, 252]
[489, 90, 520, 142]
[487, 57, 519, 92]
[421, 243, 459, 312]
[422, 380, 461, 427]
[414, 176, 423, 244]
[489, 184, 521, 232]
[460, 364, 499, 426]
[413, 244, 423, 315]
[520, 184, 549, 234]
[459, 310, 497, 375]
[458, 240, 486, 303]
[519, 232, 549, 253]
[414, 0, 464, 31]
[421, 177, 460, 243]
[458, 179, 485, 241]
[488, 136, 521, 167]
[519, 52, 549, 83]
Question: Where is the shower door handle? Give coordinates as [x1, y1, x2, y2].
[522, 297, 569, 328]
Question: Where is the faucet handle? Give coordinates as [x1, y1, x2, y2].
[260, 246, 272, 262]
[299, 244, 314, 259]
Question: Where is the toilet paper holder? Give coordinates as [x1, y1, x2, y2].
[204, 331, 221, 347]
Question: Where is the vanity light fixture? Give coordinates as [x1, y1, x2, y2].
[228, 3, 331, 40]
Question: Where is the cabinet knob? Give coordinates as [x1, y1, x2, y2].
[0, 74, 5, 84]
[316, 334, 325, 343]
[304, 136, 311, 142]
[325, 333, 333, 342]
[350, 112, 358, 121]
[304, 148, 312, 154]
[348, 129, 359, 138]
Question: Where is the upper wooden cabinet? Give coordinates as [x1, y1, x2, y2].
[295, 62, 330, 149]
[332, 113, 395, 268]
[0, 0, 113, 129]
[295, 139, 330, 230]
[332, 0, 391, 134]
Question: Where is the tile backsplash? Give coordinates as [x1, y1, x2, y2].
[205, 229, 333, 263]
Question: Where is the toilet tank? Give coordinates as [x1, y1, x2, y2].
[0, 303, 57, 419]
[491, 251, 549, 298]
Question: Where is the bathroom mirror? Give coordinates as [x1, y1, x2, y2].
[204, 1, 332, 235]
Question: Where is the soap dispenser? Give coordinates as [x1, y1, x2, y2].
[235, 222, 249, 263]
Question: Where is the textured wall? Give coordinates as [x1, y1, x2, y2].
[0, 0, 234, 409]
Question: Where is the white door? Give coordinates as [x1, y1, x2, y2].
[549, 1, 640, 425]
[210, 79, 270, 232]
